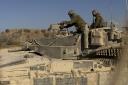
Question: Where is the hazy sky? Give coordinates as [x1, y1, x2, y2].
[0, 0, 126, 30]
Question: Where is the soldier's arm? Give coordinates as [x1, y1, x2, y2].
[58, 21, 70, 29]
[64, 19, 75, 28]
[59, 20, 74, 28]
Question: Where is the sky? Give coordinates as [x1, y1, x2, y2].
[0, 0, 126, 30]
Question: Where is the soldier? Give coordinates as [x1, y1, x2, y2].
[90, 9, 105, 28]
[59, 10, 89, 53]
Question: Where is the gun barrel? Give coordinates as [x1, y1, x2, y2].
[8, 49, 23, 52]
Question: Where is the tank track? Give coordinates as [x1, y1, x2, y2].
[81, 46, 121, 67]
[94, 58, 115, 67]
[85, 46, 122, 60]
[95, 47, 121, 58]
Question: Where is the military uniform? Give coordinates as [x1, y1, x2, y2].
[60, 10, 89, 51]
[91, 10, 104, 28]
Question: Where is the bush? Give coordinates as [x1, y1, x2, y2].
[24, 29, 31, 33]
[5, 29, 10, 33]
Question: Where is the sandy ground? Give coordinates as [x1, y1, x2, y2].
[0, 47, 28, 65]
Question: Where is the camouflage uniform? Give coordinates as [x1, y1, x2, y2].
[60, 10, 89, 51]
[91, 10, 104, 28]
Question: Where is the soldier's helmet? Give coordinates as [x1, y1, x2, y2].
[92, 9, 97, 16]
[68, 10, 75, 16]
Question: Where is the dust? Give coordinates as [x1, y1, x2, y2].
[111, 45, 128, 85]
[110, 9, 128, 85]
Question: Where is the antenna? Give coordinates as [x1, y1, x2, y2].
[109, 0, 113, 28]
[126, 0, 128, 18]
[126, 0, 128, 11]
[125, 0, 128, 31]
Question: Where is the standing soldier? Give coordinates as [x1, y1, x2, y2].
[90, 9, 105, 28]
[59, 10, 89, 53]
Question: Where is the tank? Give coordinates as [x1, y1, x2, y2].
[0, 24, 122, 85]
[25, 24, 122, 60]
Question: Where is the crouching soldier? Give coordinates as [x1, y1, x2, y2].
[90, 9, 105, 28]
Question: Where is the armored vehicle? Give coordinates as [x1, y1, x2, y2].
[27, 24, 122, 60]
[0, 24, 122, 85]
